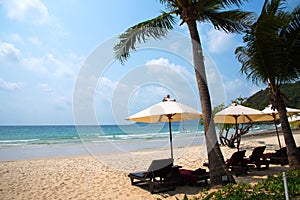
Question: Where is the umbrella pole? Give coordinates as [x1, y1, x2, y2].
[273, 114, 282, 148]
[234, 116, 240, 151]
[167, 116, 174, 159]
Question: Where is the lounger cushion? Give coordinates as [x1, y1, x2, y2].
[179, 169, 209, 185]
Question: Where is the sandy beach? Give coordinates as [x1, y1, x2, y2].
[0, 130, 299, 200]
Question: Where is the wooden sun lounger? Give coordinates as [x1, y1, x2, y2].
[204, 147, 270, 174]
[225, 150, 248, 176]
[128, 158, 182, 193]
[264, 147, 288, 166]
[244, 146, 270, 170]
[203, 150, 248, 176]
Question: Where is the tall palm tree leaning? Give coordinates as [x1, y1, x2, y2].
[235, 0, 300, 169]
[114, 0, 254, 186]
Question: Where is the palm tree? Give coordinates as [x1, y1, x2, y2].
[114, 0, 254, 186]
[235, 0, 300, 169]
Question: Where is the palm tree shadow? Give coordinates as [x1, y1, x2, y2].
[235, 165, 289, 184]
[167, 183, 209, 197]
[132, 181, 209, 196]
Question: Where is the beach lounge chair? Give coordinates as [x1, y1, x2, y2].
[225, 150, 248, 176]
[244, 146, 270, 170]
[264, 147, 288, 166]
[202, 151, 248, 176]
[128, 158, 182, 193]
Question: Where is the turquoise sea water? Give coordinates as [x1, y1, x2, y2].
[0, 122, 204, 148]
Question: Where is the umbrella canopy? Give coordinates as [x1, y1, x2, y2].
[261, 105, 300, 148]
[214, 103, 273, 151]
[289, 115, 300, 123]
[126, 97, 202, 159]
[261, 105, 300, 119]
[126, 101, 202, 123]
[214, 103, 273, 124]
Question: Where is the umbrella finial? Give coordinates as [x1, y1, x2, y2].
[162, 95, 170, 102]
[162, 95, 176, 102]
[271, 104, 276, 111]
[232, 102, 238, 106]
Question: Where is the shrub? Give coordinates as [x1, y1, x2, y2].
[177, 170, 300, 200]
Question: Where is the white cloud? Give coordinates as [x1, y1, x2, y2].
[0, 78, 22, 91]
[38, 83, 52, 92]
[95, 77, 117, 103]
[1, 0, 50, 24]
[204, 28, 236, 54]
[1, 0, 67, 36]
[45, 54, 75, 78]
[146, 58, 195, 82]
[11, 33, 24, 44]
[145, 54, 226, 107]
[199, 24, 237, 54]
[146, 58, 170, 66]
[0, 41, 22, 62]
[22, 56, 49, 74]
[21, 53, 81, 78]
[28, 36, 42, 47]
[143, 57, 226, 107]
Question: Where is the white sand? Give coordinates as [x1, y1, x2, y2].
[0, 131, 299, 200]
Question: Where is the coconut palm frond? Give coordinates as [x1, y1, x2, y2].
[158, 0, 178, 11]
[236, 0, 300, 88]
[283, 14, 300, 79]
[114, 12, 176, 64]
[204, 9, 254, 33]
[284, 6, 300, 74]
[255, 2, 299, 83]
[236, 44, 270, 85]
[218, 0, 249, 8]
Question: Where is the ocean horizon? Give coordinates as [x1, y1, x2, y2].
[0, 121, 204, 146]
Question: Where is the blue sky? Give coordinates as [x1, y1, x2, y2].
[0, 0, 298, 125]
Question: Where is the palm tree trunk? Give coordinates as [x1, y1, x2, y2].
[186, 20, 236, 186]
[275, 90, 300, 169]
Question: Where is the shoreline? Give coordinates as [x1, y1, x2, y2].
[1, 129, 298, 162]
[0, 130, 299, 199]
[0, 134, 206, 161]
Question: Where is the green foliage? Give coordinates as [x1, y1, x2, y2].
[114, 12, 176, 64]
[211, 170, 300, 199]
[281, 81, 300, 109]
[290, 121, 300, 129]
[176, 194, 188, 200]
[212, 103, 225, 116]
[114, 0, 254, 65]
[244, 81, 300, 110]
[177, 170, 300, 200]
[243, 89, 271, 110]
[235, 0, 300, 88]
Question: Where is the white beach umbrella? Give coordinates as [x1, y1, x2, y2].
[214, 103, 273, 124]
[261, 105, 300, 148]
[214, 103, 274, 150]
[289, 115, 300, 123]
[261, 104, 300, 119]
[126, 96, 202, 159]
